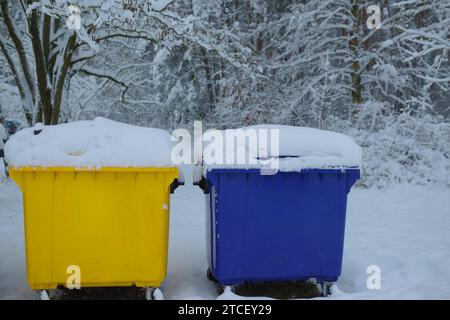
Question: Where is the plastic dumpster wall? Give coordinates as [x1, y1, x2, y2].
[205, 168, 360, 285]
[10, 167, 178, 290]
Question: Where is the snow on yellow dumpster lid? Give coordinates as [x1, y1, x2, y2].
[4, 117, 176, 169]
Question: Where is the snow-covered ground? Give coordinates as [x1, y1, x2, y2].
[1, 163, 449, 299]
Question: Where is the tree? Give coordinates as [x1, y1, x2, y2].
[0, 0, 250, 125]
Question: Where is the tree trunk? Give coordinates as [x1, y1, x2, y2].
[29, 9, 53, 124]
[350, 0, 363, 105]
[200, 47, 215, 110]
[52, 34, 77, 124]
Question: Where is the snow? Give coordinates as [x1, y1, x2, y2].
[249, 125, 361, 161]
[0, 123, 7, 149]
[1, 164, 450, 299]
[152, 288, 164, 300]
[0, 166, 33, 299]
[199, 125, 362, 172]
[4, 117, 176, 169]
[150, 0, 173, 12]
[33, 122, 44, 133]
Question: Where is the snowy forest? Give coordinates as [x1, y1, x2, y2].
[0, 0, 449, 187]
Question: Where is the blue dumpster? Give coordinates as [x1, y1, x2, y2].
[202, 168, 360, 288]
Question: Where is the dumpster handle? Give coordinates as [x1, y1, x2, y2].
[170, 179, 184, 194]
[194, 176, 210, 194]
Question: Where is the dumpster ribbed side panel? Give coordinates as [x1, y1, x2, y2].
[206, 169, 359, 285]
[10, 167, 178, 290]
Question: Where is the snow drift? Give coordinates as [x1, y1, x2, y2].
[4, 117, 175, 168]
[199, 125, 362, 172]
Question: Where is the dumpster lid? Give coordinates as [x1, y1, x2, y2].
[196, 125, 362, 173]
[5, 117, 176, 168]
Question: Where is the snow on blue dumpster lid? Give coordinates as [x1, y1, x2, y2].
[5, 117, 176, 168]
[200, 125, 362, 172]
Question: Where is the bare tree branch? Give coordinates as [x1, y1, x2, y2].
[0, 0, 35, 101]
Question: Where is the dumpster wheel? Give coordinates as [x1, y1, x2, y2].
[318, 281, 333, 297]
[145, 287, 164, 300]
[35, 290, 50, 300]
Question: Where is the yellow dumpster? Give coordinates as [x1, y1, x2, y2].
[9, 166, 179, 292]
